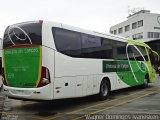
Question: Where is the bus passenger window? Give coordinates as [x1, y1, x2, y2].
[52, 28, 81, 57]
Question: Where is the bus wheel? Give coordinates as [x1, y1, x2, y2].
[142, 77, 149, 88]
[98, 80, 110, 100]
[0, 85, 3, 92]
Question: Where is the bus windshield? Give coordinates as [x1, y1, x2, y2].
[147, 49, 159, 70]
[3, 22, 42, 48]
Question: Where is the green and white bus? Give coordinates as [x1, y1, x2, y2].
[2, 20, 158, 100]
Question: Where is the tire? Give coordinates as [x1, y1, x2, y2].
[0, 85, 3, 92]
[98, 80, 110, 100]
[142, 77, 149, 88]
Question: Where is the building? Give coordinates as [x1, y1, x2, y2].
[110, 10, 160, 54]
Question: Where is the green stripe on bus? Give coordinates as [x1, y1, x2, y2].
[103, 60, 148, 86]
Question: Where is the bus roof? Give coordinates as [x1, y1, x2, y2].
[8, 20, 128, 43]
[6, 20, 154, 50]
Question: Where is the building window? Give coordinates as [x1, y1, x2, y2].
[118, 27, 123, 34]
[154, 33, 160, 38]
[148, 32, 153, 38]
[132, 33, 143, 40]
[125, 25, 130, 32]
[113, 30, 117, 35]
[132, 22, 137, 29]
[148, 32, 160, 38]
[110, 30, 113, 34]
[138, 20, 143, 27]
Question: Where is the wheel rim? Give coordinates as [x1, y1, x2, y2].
[101, 83, 108, 96]
[144, 79, 148, 86]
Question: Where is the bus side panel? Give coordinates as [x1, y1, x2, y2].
[42, 46, 54, 99]
[53, 51, 123, 99]
[76, 76, 83, 97]
[54, 77, 76, 99]
[54, 52, 104, 99]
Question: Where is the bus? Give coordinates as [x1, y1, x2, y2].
[2, 20, 158, 100]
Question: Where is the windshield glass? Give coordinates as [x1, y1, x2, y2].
[147, 48, 159, 70]
[3, 22, 42, 48]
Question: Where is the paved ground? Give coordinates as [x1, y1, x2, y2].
[0, 76, 160, 120]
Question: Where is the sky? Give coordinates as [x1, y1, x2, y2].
[0, 0, 160, 38]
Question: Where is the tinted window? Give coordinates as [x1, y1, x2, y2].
[116, 41, 127, 60]
[101, 38, 114, 59]
[137, 46, 148, 61]
[52, 27, 122, 59]
[52, 28, 81, 57]
[148, 49, 156, 65]
[81, 34, 102, 58]
[3, 22, 42, 48]
[128, 45, 148, 61]
[81, 35, 114, 59]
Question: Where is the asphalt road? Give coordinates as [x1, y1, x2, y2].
[0, 78, 160, 120]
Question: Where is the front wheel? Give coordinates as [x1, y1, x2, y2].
[98, 80, 110, 100]
[0, 85, 2, 91]
[142, 77, 149, 88]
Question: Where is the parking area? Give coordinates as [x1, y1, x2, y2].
[0, 78, 160, 120]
